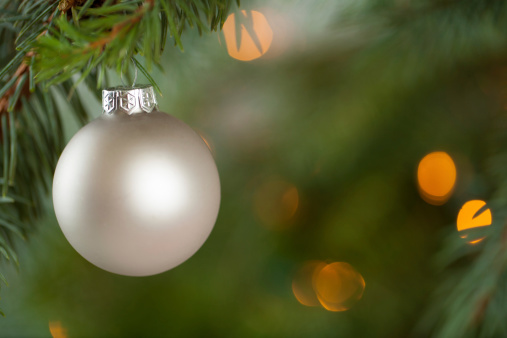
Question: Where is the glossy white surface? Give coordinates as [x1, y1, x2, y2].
[53, 111, 220, 276]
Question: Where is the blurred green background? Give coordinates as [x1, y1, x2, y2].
[1, 0, 505, 336]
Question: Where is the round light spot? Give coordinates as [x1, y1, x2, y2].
[292, 260, 327, 307]
[314, 262, 365, 312]
[253, 179, 299, 229]
[222, 10, 273, 61]
[417, 151, 457, 205]
[457, 200, 492, 244]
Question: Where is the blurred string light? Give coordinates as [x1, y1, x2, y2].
[457, 200, 492, 244]
[314, 262, 366, 312]
[292, 260, 327, 307]
[222, 10, 273, 61]
[49, 321, 67, 338]
[292, 261, 365, 312]
[253, 178, 299, 229]
[417, 151, 457, 205]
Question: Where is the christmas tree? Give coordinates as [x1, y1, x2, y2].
[1, 0, 506, 336]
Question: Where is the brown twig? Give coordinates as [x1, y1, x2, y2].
[0, 3, 60, 116]
[87, 1, 153, 52]
[58, 0, 87, 12]
[0, 52, 32, 115]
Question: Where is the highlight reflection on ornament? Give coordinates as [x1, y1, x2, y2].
[222, 10, 273, 61]
[417, 151, 457, 205]
[197, 130, 216, 156]
[124, 155, 188, 220]
[457, 200, 492, 244]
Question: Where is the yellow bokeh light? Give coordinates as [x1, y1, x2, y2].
[253, 179, 299, 229]
[292, 260, 327, 307]
[222, 10, 273, 61]
[457, 200, 492, 244]
[314, 262, 365, 312]
[49, 321, 68, 338]
[417, 151, 457, 205]
[468, 238, 485, 245]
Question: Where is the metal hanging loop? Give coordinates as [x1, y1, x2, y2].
[120, 58, 138, 88]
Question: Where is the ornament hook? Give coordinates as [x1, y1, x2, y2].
[120, 57, 138, 88]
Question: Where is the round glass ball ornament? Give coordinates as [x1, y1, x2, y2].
[53, 86, 220, 276]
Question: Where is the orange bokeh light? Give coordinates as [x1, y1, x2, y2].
[222, 10, 273, 61]
[314, 262, 365, 312]
[49, 321, 68, 338]
[292, 260, 327, 307]
[417, 151, 457, 205]
[253, 179, 299, 229]
[457, 200, 492, 244]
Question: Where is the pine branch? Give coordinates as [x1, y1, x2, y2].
[32, 0, 236, 91]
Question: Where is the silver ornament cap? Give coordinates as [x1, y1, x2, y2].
[102, 85, 158, 115]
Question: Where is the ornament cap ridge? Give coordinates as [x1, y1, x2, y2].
[102, 85, 158, 115]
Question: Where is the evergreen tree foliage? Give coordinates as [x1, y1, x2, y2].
[1, 0, 507, 336]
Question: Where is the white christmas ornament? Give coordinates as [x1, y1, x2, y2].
[53, 85, 220, 276]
